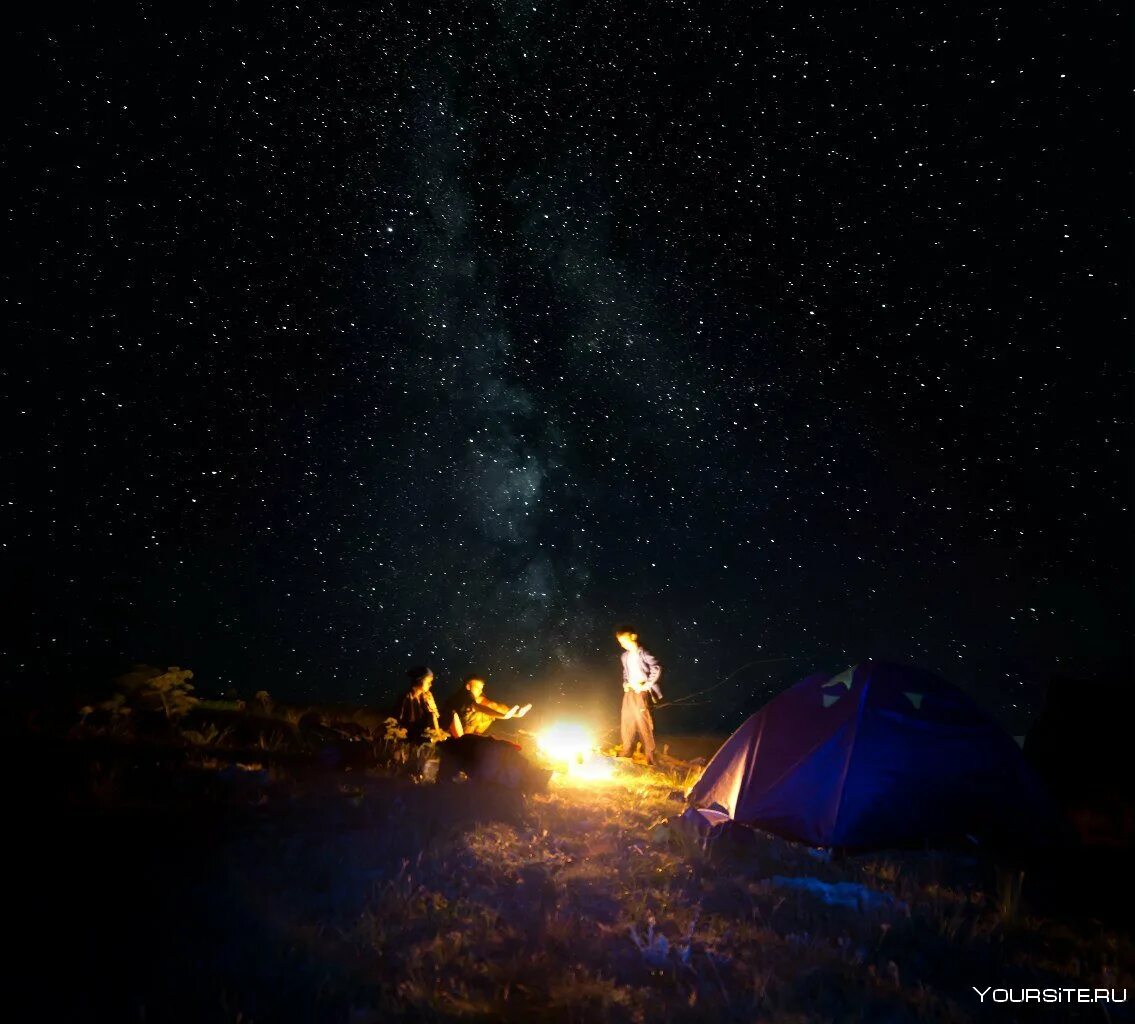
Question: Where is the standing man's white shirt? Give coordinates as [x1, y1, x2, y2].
[623, 647, 646, 690]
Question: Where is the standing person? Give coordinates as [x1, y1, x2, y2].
[396, 666, 440, 741]
[615, 625, 662, 765]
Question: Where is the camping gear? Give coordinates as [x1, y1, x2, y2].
[769, 876, 903, 912]
[687, 660, 1065, 850]
[436, 734, 551, 792]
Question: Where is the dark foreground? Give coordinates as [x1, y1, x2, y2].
[9, 732, 1134, 1024]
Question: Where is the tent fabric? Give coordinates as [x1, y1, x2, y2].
[687, 660, 1062, 850]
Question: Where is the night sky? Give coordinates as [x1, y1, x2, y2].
[4, 4, 1130, 733]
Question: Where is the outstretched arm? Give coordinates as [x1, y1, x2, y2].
[473, 697, 514, 720]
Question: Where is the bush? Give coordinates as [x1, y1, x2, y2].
[113, 664, 198, 721]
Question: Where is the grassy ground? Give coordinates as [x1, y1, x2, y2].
[9, 710, 1134, 1022]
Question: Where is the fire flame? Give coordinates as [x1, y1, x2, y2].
[535, 721, 593, 764]
[535, 721, 616, 782]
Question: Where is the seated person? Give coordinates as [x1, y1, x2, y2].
[395, 665, 440, 741]
[441, 675, 532, 737]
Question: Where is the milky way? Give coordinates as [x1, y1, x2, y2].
[3, 5, 1129, 729]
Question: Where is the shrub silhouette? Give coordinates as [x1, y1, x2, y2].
[114, 664, 198, 721]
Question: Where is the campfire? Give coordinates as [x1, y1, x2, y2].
[534, 721, 616, 781]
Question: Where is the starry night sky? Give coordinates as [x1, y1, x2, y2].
[3, 4, 1130, 732]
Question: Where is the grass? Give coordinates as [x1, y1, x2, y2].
[9, 706, 1134, 1023]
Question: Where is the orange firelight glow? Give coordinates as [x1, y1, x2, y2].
[535, 721, 593, 763]
[535, 721, 617, 782]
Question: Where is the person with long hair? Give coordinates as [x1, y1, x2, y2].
[396, 665, 440, 740]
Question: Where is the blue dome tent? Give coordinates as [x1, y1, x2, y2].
[687, 660, 1065, 850]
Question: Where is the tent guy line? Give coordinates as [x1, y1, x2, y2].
[652, 652, 828, 710]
